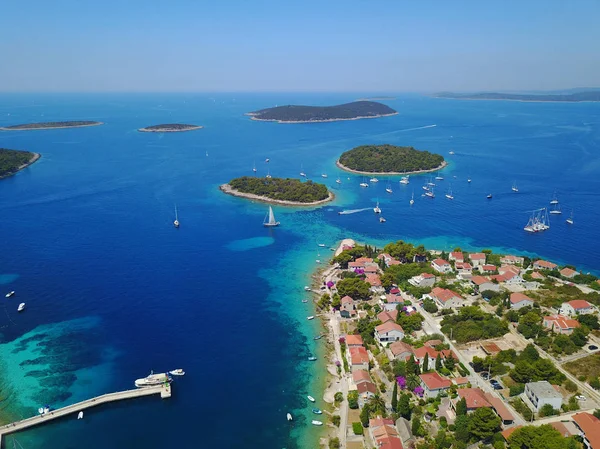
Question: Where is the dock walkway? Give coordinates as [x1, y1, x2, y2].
[0, 383, 170, 446]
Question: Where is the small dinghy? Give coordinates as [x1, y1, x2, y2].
[307, 316, 314, 320]
[308, 356, 317, 361]
[311, 420, 323, 426]
[304, 286, 311, 291]
[302, 299, 308, 303]
[312, 408, 323, 415]
[77, 411, 84, 419]
[314, 335, 322, 340]
[5, 291, 15, 298]
[287, 413, 293, 421]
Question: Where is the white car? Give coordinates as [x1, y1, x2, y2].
[576, 395, 587, 401]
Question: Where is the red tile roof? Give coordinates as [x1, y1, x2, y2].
[355, 257, 374, 264]
[531, 271, 545, 279]
[573, 413, 600, 449]
[357, 380, 377, 395]
[413, 346, 438, 360]
[352, 369, 371, 383]
[481, 264, 497, 271]
[376, 321, 404, 335]
[341, 295, 354, 304]
[501, 426, 521, 440]
[470, 253, 486, 260]
[364, 265, 379, 274]
[350, 346, 369, 365]
[471, 275, 492, 286]
[369, 416, 395, 428]
[458, 388, 491, 409]
[510, 292, 533, 304]
[424, 339, 443, 348]
[419, 372, 452, 390]
[422, 273, 435, 278]
[481, 342, 501, 354]
[431, 287, 462, 303]
[485, 394, 514, 422]
[567, 299, 592, 310]
[456, 262, 473, 270]
[375, 437, 404, 449]
[450, 252, 464, 261]
[377, 310, 398, 323]
[544, 315, 580, 330]
[453, 376, 469, 385]
[366, 273, 382, 286]
[346, 334, 364, 346]
[534, 259, 557, 269]
[389, 341, 414, 358]
[432, 258, 450, 266]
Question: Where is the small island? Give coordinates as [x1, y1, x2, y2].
[246, 101, 397, 123]
[0, 121, 103, 131]
[337, 144, 446, 175]
[0, 148, 41, 179]
[220, 176, 334, 206]
[138, 124, 203, 133]
[433, 90, 600, 102]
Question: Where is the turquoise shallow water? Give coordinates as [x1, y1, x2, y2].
[0, 93, 599, 448]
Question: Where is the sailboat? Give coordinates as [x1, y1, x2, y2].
[385, 182, 393, 194]
[435, 172, 444, 181]
[566, 210, 574, 225]
[524, 208, 550, 232]
[263, 206, 280, 227]
[300, 164, 306, 177]
[321, 173, 328, 178]
[550, 191, 559, 205]
[445, 186, 454, 200]
[410, 191, 414, 206]
[369, 177, 379, 183]
[335, 177, 341, 184]
[425, 188, 435, 198]
[549, 203, 562, 215]
[359, 177, 369, 188]
[173, 205, 180, 228]
[373, 201, 382, 214]
[467, 176, 472, 183]
[399, 175, 409, 185]
[427, 178, 436, 187]
[252, 161, 257, 173]
[512, 181, 519, 192]
[266, 169, 272, 179]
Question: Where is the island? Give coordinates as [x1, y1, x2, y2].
[0, 121, 103, 131]
[0, 148, 41, 179]
[433, 90, 600, 102]
[337, 144, 445, 175]
[138, 124, 203, 133]
[246, 101, 397, 123]
[220, 176, 334, 206]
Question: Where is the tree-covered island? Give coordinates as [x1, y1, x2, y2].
[246, 101, 397, 123]
[0, 148, 41, 179]
[138, 124, 203, 132]
[220, 176, 333, 206]
[0, 121, 103, 131]
[337, 144, 445, 174]
[434, 90, 600, 102]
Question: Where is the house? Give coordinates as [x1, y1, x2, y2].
[413, 346, 439, 367]
[419, 372, 452, 398]
[429, 287, 464, 309]
[356, 380, 378, 400]
[572, 412, 600, 449]
[424, 339, 443, 348]
[560, 267, 580, 279]
[431, 258, 453, 274]
[364, 265, 379, 275]
[492, 266, 523, 285]
[340, 295, 356, 318]
[543, 315, 581, 334]
[378, 310, 399, 323]
[449, 252, 464, 262]
[455, 262, 473, 277]
[500, 255, 525, 266]
[388, 341, 414, 361]
[510, 292, 534, 310]
[471, 275, 500, 293]
[349, 346, 370, 371]
[375, 321, 405, 345]
[524, 381, 563, 412]
[408, 273, 436, 288]
[369, 417, 404, 449]
[531, 271, 545, 280]
[469, 253, 486, 267]
[383, 294, 404, 311]
[486, 395, 515, 426]
[366, 274, 384, 293]
[453, 377, 470, 387]
[560, 300, 595, 316]
[454, 388, 514, 425]
[353, 370, 371, 384]
[346, 334, 364, 347]
[533, 259, 558, 271]
[480, 264, 498, 273]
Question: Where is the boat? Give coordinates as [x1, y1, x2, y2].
[512, 181, 519, 193]
[312, 408, 323, 414]
[425, 189, 434, 198]
[410, 191, 414, 206]
[467, 177, 472, 183]
[449, 150, 455, 155]
[308, 356, 317, 361]
[173, 204, 180, 228]
[445, 187, 454, 200]
[422, 183, 430, 191]
[427, 178, 436, 187]
[335, 177, 341, 184]
[287, 413, 293, 421]
[566, 210, 574, 225]
[307, 395, 316, 402]
[379, 217, 386, 223]
[263, 206, 280, 227]
[524, 208, 550, 233]
[5, 291, 14, 298]
[386, 182, 393, 194]
[321, 173, 328, 178]
[38, 406, 50, 415]
[550, 191, 559, 205]
[373, 201, 382, 214]
[314, 335, 322, 340]
[300, 164, 306, 177]
[307, 316, 314, 320]
[318, 243, 326, 247]
[315, 260, 321, 264]
[549, 203, 562, 215]
[311, 420, 323, 426]
[265, 158, 270, 163]
[302, 299, 308, 303]
[304, 286, 311, 291]
[206, 151, 208, 157]
[370, 177, 379, 183]
[135, 371, 171, 388]
[17, 303, 25, 312]
[399, 176, 409, 185]
[77, 411, 84, 420]
[487, 194, 492, 199]
[435, 172, 444, 181]
[265, 169, 272, 179]
[169, 369, 185, 376]
[253, 161, 257, 173]
[359, 177, 369, 188]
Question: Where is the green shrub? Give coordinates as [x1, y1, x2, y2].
[352, 422, 364, 435]
[329, 437, 340, 449]
[331, 415, 341, 427]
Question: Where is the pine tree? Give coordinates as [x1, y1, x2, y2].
[423, 353, 429, 372]
[407, 354, 418, 375]
[456, 397, 467, 416]
[399, 393, 411, 419]
[360, 404, 370, 427]
[435, 353, 443, 371]
[391, 381, 398, 411]
[411, 416, 421, 437]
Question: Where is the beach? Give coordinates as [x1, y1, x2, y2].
[219, 184, 335, 206]
[336, 159, 448, 176]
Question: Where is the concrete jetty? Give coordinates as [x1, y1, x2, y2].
[0, 383, 171, 446]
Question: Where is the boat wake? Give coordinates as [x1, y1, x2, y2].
[338, 207, 372, 215]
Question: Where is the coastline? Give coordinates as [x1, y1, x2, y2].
[219, 184, 335, 206]
[0, 122, 104, 131]
[432, 96, 600, 104]
[246, 112, 398, 124]
[336, 159, 448, 176]
[138, 126, 203, 132]
[0, 153, 41, 180]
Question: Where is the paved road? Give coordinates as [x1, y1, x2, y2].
[328, 312, 349, 448]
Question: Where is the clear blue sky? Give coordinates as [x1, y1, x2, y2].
[1, 0, 599, 92]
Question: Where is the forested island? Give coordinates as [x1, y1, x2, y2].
[246, 101, 397, 123]
[434, 91, 600, 102]
[138, 124, 203, 132]
[337, 144, 445, 174]
[0, 149, 40, 179]
[0, 121, 103, 131]
[220, 177, 333, 206]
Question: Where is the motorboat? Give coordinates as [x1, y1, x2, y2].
[38, 405, 50, 415]
[169, 369, 185, 376]
[399, 176, 409, 185]
[287, 413, 293, 421]
[307, 395, 316, 402]
[134, 371, 171, 388]
[302, 299, 308, 303]
[369, 177, 379, 183]
[311, 420, 323, 426]
[487, 194, 492, 199]
[77, 411, 84, 419]
[314, 335, 322, 340]
[304, 286, 311, 291]
[321, 173, 328, 178]
[173, 204, 180, 228]
[449, 150, 455, 155]
[425, 190, 434, 198]
[318, 243, 326, 247]
[359, 181, 369, 187]
[373, 201, 382, 214]
[336, 178, 341, 184]
[307, 316, 315, 320]
[308, 356, 317, 361]
[5, 291, 14, 298]
[410, 191, 414, 206]
[18, 303, 25, 312]
[379, 217, 386, 223]
[312, 408, 323, 415]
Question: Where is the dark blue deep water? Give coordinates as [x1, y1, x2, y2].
[0, 93, 599, 448]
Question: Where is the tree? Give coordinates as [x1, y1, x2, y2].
[423, 298, 438, 313]
[399, 393, 411, 419]
[368, 394, 387, 417]
[456, 397, 467, 416]
[407, 355, 419, 375]
[411, 416, 421, 437]
[508, 424, 579, 449]
[348, 390, 359, 409]
[518, 312, 543, 339]
[336, 277, 371, 301]
[511, 360, 534, 383]
[468, 407, 501, 442]
[578, 314, 600, 330]
[406, 373, 421, 391]
[444, 355, 456, 371]
[329, 437, 340, 449]
[423, 353, 430, 372]
[398, 313, 424, 333]
[331, 415, 341, 426]
[570, 327, 588, 347]
[471, 356, 486, 372]
[331, 293, 341, 309]
[360, 405, 370, 427]
[532, 358, 558, 382]
[435, 430, 452, 449]
[435, 354, 443, 371]
[539, 404, 558, 417]
[520, 344, 540, 363]
[391, 381, 398, 411]
[454, 414, 471, 442]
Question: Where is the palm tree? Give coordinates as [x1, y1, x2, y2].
[406, 373, 421, 391]
[368, 394, 387, 416]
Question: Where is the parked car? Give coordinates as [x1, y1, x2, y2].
[480, 371, 490, 380]
[490, 380, 503, 390]
[589, 345, 598, 351]
[576, 395, 587, 401]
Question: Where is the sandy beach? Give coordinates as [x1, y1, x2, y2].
[246, 112, 398, 124]
[219, 184, 335, 206]
[336, 159, 448, 176]
[0, 153, 41, 180]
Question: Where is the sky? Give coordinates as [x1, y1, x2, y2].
[1, 0, 599, 93]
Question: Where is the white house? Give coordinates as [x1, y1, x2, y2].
[510, 292, 534, 310]
[469, 253, 486, 267]
[340, 295, 356, 318]
[560, 300, 595, 317]
[524, 381, 563, 412]
[559, 267, 580, 279]
[471, 275, 500, 293]
[449, 252, 464, 263]
[543, 315, 581, 335]
[431, 258, 453, 274]
[375, 321, 405, 345]
[419, 372, 452, 398]
[408, 273, 436, 288]
[533, 259, 558, 271]
[429, 287, 464, 309]
[382, 294, 403, 312]
[500, 255, 525, 266]
[455, 262, 473, 278]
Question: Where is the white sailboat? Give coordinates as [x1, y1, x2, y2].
[445, 186, 454, 200]
[335, 177, 341, 184]
[359, 177, 369, 187]
[566, 210, 574, 225]
[435, 172, 444, 181]
[409, 191, 414, 206]
[263, 206, 280, 227]
[370, 177, 379, 183]
[300, 164, 306, 177]
[467, 176, 472, 183]
[524, 208, 550, 232]
[173, 204, 180, 228]
[425, 188, 435, 198]
[550, 191, 559, 205]
[265, 169, 272, 179]
[385, 182, 393, 194]
[399, 176, 409, 185]
[427, 178, 436, 187]
[549, 203, 562, 215]
[512, 181, 519, 192]
[287, 413, 293, 421]
[252, 161, 257, 173]
[373, 201, 382, 214]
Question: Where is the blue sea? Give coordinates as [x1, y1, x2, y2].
[0, 93, 599, 448]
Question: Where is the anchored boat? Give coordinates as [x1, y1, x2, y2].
[134, 371, 171, 388]
[5, 291, 15, 298]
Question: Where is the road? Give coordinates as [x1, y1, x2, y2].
[328, 312, 349, 448]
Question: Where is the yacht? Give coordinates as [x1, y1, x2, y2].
[422, 184, 430, 191]
[336, 177, 341, 184]
[308, 356, 317, 361]
[487, 194, 492, 199]
[550, 192, 559, 205]
[38, 406, 50, 415]
[265, 169, 272, 179]
[307, 316, 315, 320]
[253, 161, 257, 173]
[427, 178, 436, 187]
[399, 176, 410, 185]
[409, 191, 415, 206]
[566, 211, 574, 225]
[369, 177, 379, 183]
[300, 164, 306, 177]
[385, 182, 393, 194]
[321, 173, 328, 178]
[173, 204, 180, 228]
[512, 181, 519, 193]
[373, 201, 382, 214]
[17, 303, 25, 312]
[435, 172, 444, 181]
[135, 371, 171, 388]
[311, 420, 323, 426]
[425, 189, 435, 198]
[77, 411, 84, 420]
[287, 413, 293, 421]
[467, 177, 472, 183]
[5, 291, 15, 298]
[445, 187, 454, 200]
[524, 208, 550, 233]
[449, 150, 455, 155]
[379, 217, 386, 223]
[314, 335, 322, 340]
[169, 369, 185, 376]
[549, 203, 562, 215]
[312, 408, 323, 415]
[359, 180, 369, 187]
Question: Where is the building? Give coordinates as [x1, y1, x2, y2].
[377, 310, 399, 323]
[510, 292, 534, 310]
[469, 253, 486, 267]
[419, 372, 452, 398]
[375, 321, 405, 345]
[429, 287, 464, 309]
[408, 273, 436, 288]
[492, 266, 523, 285]
[471, 275, 500, 293]
[560, 267, 580, 279]
[340, 295, 356, 318]
[431, 258, 452, 274]
[388, 341, 414, 361]
[413, 346, 439, 367]
[560, 300, 595, 316]
[349, 346, 370, 371]
[531, 271, 545, 280]
[383, 293, 404, 311]
[500, 255, 525, 265]
[456, 388, 491, 411]
[449, 252, 464, 262]
[543, 315, 581, 334]
[572, 412, 600, 449]
[356, 380, 377, 401]
[369, 417, 404, 449]
[524, 381, 563, 412]
[481, 342, 502, 356]
[346, 334, 364, 347]
[480, 264, 498, 273]
[366, 273, 384, 293]
[455, 262, 473, 277]
[533, 259, 558, 271]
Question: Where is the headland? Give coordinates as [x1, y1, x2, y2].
[138, 124, 203, 132]
[246, 101, 397, 124]
[433, 90, 600, 102]
[0, 149, 41, 179]
[220, 178, 334, 206]
[0, 121, 103, 131]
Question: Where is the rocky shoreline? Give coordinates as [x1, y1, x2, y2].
[336, 159, 448, 176]
[138, 125, 203, 132]
[246, 112, 398, 124]
[219, 184, 335, 206]
[0, 153, 41, 180]
[0, 122, 103, 131]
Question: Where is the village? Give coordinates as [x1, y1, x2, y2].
[317, 239, 600, 449]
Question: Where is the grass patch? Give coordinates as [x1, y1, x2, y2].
[564, 354, 600, 380]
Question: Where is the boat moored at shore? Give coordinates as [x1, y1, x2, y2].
[134, 371, 171, 388]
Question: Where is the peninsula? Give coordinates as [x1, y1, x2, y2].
[0, 148, 41, 179]
[138, 124, 203, 132]
[433, 90, 600, 102]
[0, 121, 103, 131]
[246, 101, 397, 123]
[337, 144, 445, 175]
[220, 176, 333, 206]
